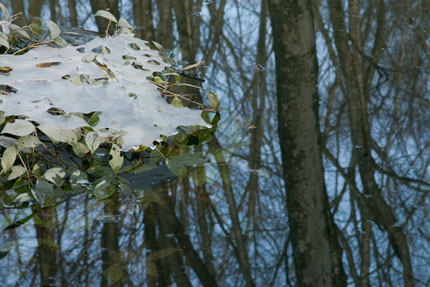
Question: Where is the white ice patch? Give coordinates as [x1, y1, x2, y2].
[0, 34, 207, 150]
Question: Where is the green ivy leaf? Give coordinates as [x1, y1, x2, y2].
[166, 153, 206, 178]
[171, 97, 184, 108]
[118, 18, 133, 29]
[2, 120, 35, 137]
[94, 10, 118, 23]
[15, 135, 41, 150]
[32, 163, 43, 176]
[9, 23, 30, 39]
[88, 112, 101, 127]
[85, 132, 102, 154]
[0, 31, 8, 42]
[38, 125, 77, 144]
[0, 136, 16, 148]
[0, 111, 5, 126]
[28, 21, 44, 36]
[0, 3, 10, 20]
[152, 41, 165, 54]
[48, 20, 61, 39]
[201, 111, 211, 124]
[31, 179, 54, 203]
[207, 92, 220, 109]
[93, 180, 115, 200]
[7, 166, 26, 181]
[14, 192, 33, 203]
[4, 213, 35, 230]
[0, 36, 9, 49]
[1, 145, 17, 173]
[70, 74, 83, 85]
[54, 36, 68, 48]
[72, 142, 90, 157]
[109, 144, 123, 175]
[43, 167, 66, 186]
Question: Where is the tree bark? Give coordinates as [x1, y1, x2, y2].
[244, 0, 268, 237]
[11, 0, 27, 26]
[28, 0, 45, 20]
[132, 0, 155, 40]
[33, 206, 58, 287]
[100, 194, 128, 287]
[210, 137, 255, 287]
[49, 0, 57, 23]
[268, 0, 347, 286]
[68, 0, 78, 27]
[155, 187, 219, 287]
[155, 0, 174, 49]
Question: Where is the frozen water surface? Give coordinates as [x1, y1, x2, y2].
[0, 33, 207, 150]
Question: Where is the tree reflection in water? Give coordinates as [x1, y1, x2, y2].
[1, 0, 430, 286]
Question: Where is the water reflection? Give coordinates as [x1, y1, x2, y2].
[1, 174, 208, 286]
[2, 0, 430, 286]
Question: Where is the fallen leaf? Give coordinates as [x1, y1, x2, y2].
[36, 62, 61, 68]
[0, 66, 12, 75]
[0, 84, 17, 94]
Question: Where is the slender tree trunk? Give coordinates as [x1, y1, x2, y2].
[100, 194, 127, 287]
[173, 0, 197, 63]
[132, 0, 155, 40]
[156, 188, 193, 286]
[244, 0, 268, 237]
[155, 0, 175, 49]
[210, 137, 255, 287]
[68, 0, 78, 27]
[33, 206, 58, 287]
[11, 0, 27, 26]
[155, 187, 219, 287]
[268, 0, 346, 286]
[49, 0, 57, 23]
[144, 204, 170, 287]
[28, 0, 45, 20]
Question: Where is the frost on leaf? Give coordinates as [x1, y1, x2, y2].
[0, 34, 207, 150]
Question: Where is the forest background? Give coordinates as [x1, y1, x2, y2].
[1, 0, 430, 286]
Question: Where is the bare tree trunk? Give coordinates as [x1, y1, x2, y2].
[210, 137, 255, 287]
[132, 0, 155, 40]
[244, 0, 268, 237]
[155, 0, 174, 49]
[68, 0, 78, 27]
[33, 206, 58, 287]
[156, 188, 193, 286]
[100, 194, 128, 287]
[268, 0, 347, 286]
[172, 0, 198, 63]
[155, 187, 219, 287]
[144, 204, 170, 287]
[28, 0, 45, 20]
[11, 0, 27, 26]
[49, 0, 57, 23]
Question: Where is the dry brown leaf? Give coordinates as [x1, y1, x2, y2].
[36, 62, 61, 68]
[0, 66, 12, 75]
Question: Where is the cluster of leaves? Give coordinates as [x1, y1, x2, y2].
[0, 111, 218, 210]
[0, 7, 220, 216]
[0, 4, 66, 51]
